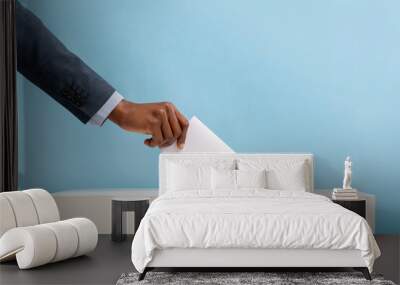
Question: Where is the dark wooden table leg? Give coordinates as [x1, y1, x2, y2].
[112, 200, 124, 242]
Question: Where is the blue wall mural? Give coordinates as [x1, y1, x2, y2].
[18, 0, 400, 233]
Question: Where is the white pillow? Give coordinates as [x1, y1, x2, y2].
[167, 163, 211, 191]
[266, 162, 307, 191]
[211, 169, 268, 190]
[237, 169, 267, 189]
[211, 169, 236, 190]
[237, 159, 308, 191]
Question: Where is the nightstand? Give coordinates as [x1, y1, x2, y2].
[112, 197, 151, 242]
[332, 199, 366, 218]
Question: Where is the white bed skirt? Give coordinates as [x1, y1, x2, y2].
[148, 248, 366, 268]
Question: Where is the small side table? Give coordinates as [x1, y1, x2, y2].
[332, 199, 366, 218]
[112, 197, 150, 242]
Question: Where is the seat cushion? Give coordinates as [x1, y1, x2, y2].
[65, 218, 98, 257]
[0, 218, 98, 269]
[0, 226, 57, 269]
[42, 221, 79, 262]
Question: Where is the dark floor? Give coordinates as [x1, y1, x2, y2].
[0, 235, 134, 285]
[374, 235, 400, 284]
[0, 235, 398, 285]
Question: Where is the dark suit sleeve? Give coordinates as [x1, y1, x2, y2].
[16, 1, 115, 123]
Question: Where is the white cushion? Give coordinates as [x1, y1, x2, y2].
[0, 196, 17, 237]
[266, 162, 306, 191]
[237, 169, 267, 189]
[42, 221, 78, 262]
[0, 189, 98, 269]
[0, 218, 97, 269]
[167, 163, 212, 191]
[238, 159, 308, 191]
[1, 192, 39, 227]
[0, 189, 59, 235]
[211, 169, 268, 190]
[0, 226, 57, 269]
[23, 189, 60, 223]
[211, 169, 236, 190]
[65, 218, 98, 257]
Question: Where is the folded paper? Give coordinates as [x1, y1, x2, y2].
[160, 116, 234, 153]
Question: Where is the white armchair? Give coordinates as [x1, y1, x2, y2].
[0, 189, 98, 269]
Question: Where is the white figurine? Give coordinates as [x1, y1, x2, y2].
[342, 156, 352, 190]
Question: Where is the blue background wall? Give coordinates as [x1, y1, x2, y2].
[18, 0, 400, 233]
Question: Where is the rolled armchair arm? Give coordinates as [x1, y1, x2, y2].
[0, 218, 97, 269]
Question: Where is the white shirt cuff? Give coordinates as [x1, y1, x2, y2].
[88, 91, 124, 126]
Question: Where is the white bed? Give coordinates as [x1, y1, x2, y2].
[131, 153, 380, 280]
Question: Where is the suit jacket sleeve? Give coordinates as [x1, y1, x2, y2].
[16, 1, 115, 123]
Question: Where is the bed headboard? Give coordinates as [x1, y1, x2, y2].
[159, 153, 314, 195]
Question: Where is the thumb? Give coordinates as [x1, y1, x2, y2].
[144, 138, 153, 147]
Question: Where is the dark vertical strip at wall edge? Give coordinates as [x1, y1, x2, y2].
[0, 0, 18, 192]
[397, 236, 400, 283]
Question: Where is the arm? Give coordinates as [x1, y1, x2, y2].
[16, 1, 188, 148]
[16, 1, 114, 123]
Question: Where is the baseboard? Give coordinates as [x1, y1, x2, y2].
[52, 189, 157, 234]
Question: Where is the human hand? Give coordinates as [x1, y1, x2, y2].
[108, 100, 189, 148]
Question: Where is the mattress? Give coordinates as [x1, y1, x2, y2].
[131, 190, 380, 273]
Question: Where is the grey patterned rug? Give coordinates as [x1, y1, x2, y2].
[116, 272, 396, 285]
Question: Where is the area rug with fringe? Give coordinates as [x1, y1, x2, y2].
[116, 272, 396, 285]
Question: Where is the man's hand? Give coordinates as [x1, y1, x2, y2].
[108, 100, 189, 149]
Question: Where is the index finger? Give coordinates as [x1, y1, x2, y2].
[174, 109, 189, 149]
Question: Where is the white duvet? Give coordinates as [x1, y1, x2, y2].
[131, 190, 380, 273]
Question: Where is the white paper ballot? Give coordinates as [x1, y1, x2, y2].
[160, 116, 234, 153]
